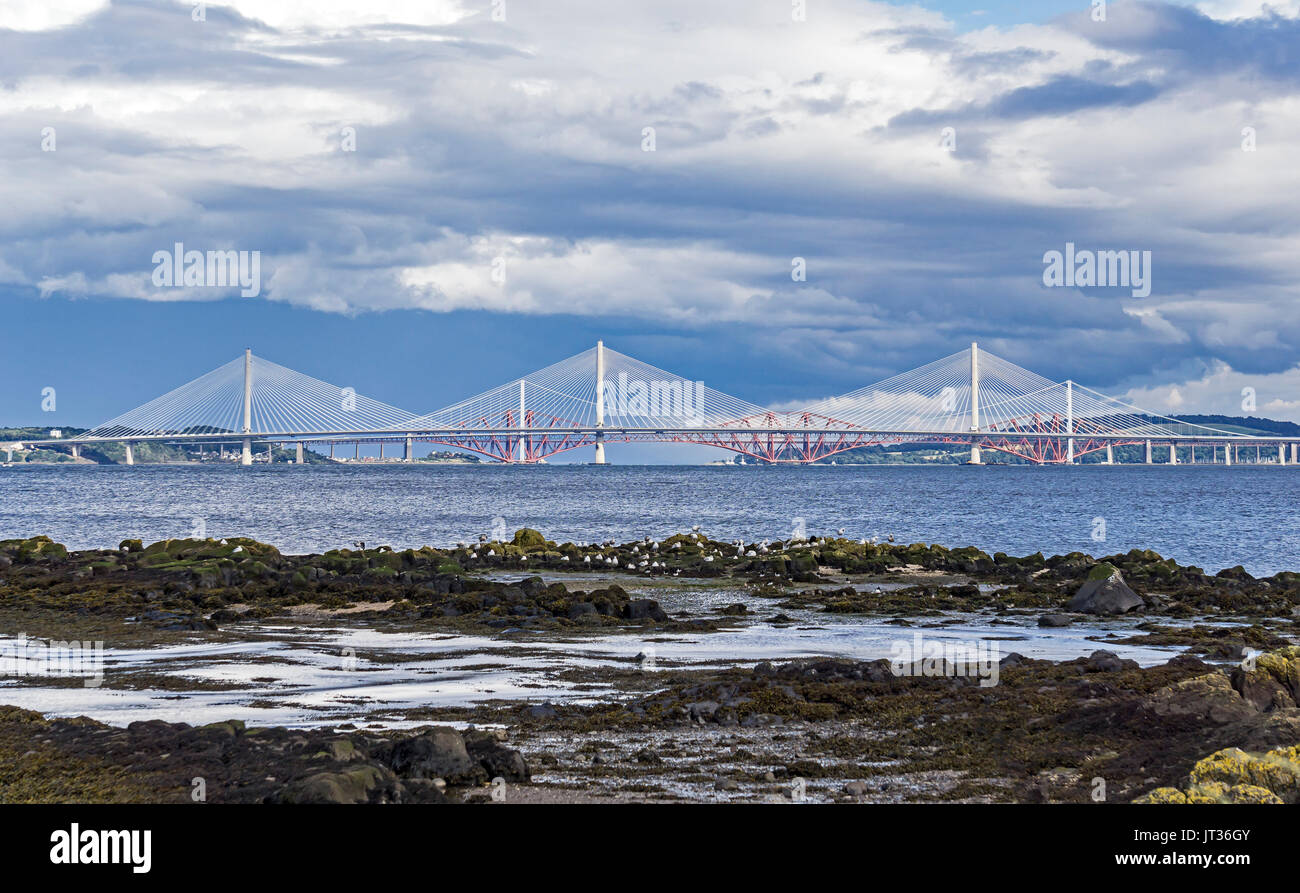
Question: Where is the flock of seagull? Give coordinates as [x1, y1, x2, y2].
[442, 526, 897, 576]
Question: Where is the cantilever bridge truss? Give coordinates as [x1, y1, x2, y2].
[36, 343, 1299, 466]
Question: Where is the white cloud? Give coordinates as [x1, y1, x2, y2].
[0, 0, 105, 31]
[1124, 359, 1300, 421]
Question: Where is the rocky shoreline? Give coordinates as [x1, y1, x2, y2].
[1, 530, 1298, 803]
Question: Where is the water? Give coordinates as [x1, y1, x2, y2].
[2, 463, 1298, 575]
[0, 610, 1193, 728]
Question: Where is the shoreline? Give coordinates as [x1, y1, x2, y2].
[0, 530, 1296, 803]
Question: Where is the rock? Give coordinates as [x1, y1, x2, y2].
[687, 701, 720, 723]
[1038, 613, 1074, 627]
[464, 730, 530, 782]
[567, 602, 598, 619]
[1137, 744, 1300, 804]
[1084, 650, 1138, 673]
[1066, 564, 1145, 615]
[1230, 648, 1300, 712]
[510, 528, 548, 551]
[843, 781, 870, 797]
[525, 702, 558, 719]
[714, 777, 739, 792]
[1143, 673, 1258, 726]
[380, 727, 481, 784]
[622, 599, 668, 621]
[279, 765, 398, 804]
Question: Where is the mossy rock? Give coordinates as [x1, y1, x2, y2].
[1187, 746, 1300, 801]
[1086, 562, 1120, 581]
[511, 528, 549, 551]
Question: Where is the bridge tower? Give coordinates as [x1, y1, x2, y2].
[594, 340, 607, 465]
[968, 342, 982, 464]
[518, 380, 527, 463]
[241, 348, 253, 466]
[1065, 380, 1075, 463]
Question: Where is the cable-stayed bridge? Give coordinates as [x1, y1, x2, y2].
[18, 343, 1300, 466]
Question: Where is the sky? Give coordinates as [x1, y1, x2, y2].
[4, 0, 1300, 456]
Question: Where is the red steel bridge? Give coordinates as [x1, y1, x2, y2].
[17, 343, 1300, 466]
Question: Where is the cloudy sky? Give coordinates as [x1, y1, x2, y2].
[4, 0, 1300, 440]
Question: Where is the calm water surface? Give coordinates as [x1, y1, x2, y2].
[2, 464, 1297, 575]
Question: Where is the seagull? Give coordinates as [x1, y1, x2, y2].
[583, 555, 591, 564]
[837, 528, 845, 536]
[487, 549, 496, 557]
[692, 525, 701, 532]
[353, 540, 366, 550]
[561, 555, 570, 562]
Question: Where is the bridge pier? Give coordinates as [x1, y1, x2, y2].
[329, 443, 335, 459]
[266, 444, 272, 463]
[404, 437, 413, 462]
[1105, 443, 1113, 465]
[1279, 442, 1287, 466]
[378, 442, 384, 460]
[1189, 445, 1196, 464]
[241, 437, 252, 466]
[125, 443, 134, 465]
[594, 340, 607, 464]
[296, 442, 304, 464]
[1225, 444, 1232, 466]
[968, 343, 982, 465]
[1293, 443, 1298, 465]
[354, 442, 360, 460]
[1168, 444, 1177, 465]
[1145, 440, 1152, 464]
[70, 445, 79, 460]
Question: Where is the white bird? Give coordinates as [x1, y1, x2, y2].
[561, 555, 570, 562]
[692, 525, 701, 532]
[746, 550, 756, 557]
[704, 555, 714, 563]
[583, 555, 591, 564]
[837, 528, 845, 536]
[487, 549, 496, 556]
